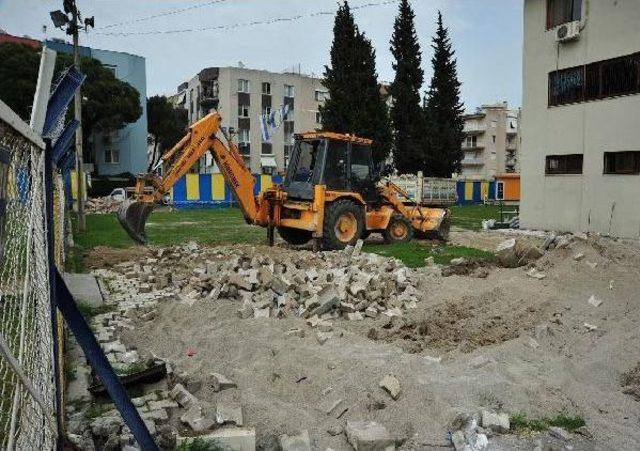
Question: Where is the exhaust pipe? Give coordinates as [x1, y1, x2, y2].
[116, 199, 155, 244]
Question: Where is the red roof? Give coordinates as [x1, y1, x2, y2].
[0, 33, 41, 50]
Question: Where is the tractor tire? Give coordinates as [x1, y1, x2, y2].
[383, 215, 414, 244]
[322, 199, 365, 250]
[436, 216, 451, 241]
[277, 227, 312, 246]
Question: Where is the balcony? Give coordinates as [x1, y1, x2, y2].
[461, 158, 484, 166]
[463, 124, 486, 135]
[462, 143, 484, 151]
[200, 81, 219, 109]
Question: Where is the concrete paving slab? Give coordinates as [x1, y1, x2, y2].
[63, 272, 104, 307]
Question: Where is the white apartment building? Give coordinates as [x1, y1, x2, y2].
[172, 66, 328, 175]
[520, 0, 640, 238]
[460, 102, 520, 180]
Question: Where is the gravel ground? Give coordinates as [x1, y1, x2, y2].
[104, 232, 640, 450]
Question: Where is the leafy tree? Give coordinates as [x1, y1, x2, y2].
[147, 95, 188, 171]
[423, 11, 464, 177]
[0, 43, 41, 119]
[320, 1, 392, 164]
[0, 42, 142, 163]
[389, 0, 425, 175]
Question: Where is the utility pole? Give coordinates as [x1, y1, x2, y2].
[50, 0, 94, 231]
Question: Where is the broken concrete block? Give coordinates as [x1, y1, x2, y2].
[588, 295, 603, 308]
[549, 426, 571, 441]
[346, 312, 364, 321]
[379, 375, 401, 400]
[353, 239, 364, 257]
[209, 373, 237, 392]
[253, 307, 271, 318]
[169, 383, 198, 409]
[316, 331, 333, 345]
[147, 399, 178, 410]
[365, 307, 378, 318]
[216, 402, 243, 426]
[180, 405, 215, 432]
[280, 430, 311, 451]
[526, 268, 546, 280]
[481, 410, 510, 433]
[317, 321, 333, 332]
[450, 257, 467, 266]
[572, 252, 585, 261]
[177, 428, 256, 451]
[285, 328, 305, 338]
[319, 398, 344, 416]
[345, 420, 395, 451]
[307, 286, 341, 317]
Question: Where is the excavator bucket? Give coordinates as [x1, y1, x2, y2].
[117, 199, 155, 244]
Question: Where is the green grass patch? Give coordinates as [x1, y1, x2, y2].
[77, 302, 116, 320]
[176, 438, 227, 451]
[85, 402, 113, 419]
[510, 413, 586, 432]
[74, 208, 264, 250]
[364, 242, 495, 268]
[450, 204, 518, 231]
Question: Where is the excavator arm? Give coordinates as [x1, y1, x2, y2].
[117, 112, 260, 244]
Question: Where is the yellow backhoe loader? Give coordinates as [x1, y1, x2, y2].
[117, 112, 450, 250]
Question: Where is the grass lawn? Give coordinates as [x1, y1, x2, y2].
[364, 241, 495, 268]
[74, 208, 265, 250]
[450, 204, 517, 231]
[71, 205, 502, 269]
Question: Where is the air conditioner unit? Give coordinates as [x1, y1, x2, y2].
[556, 21, 581, 43]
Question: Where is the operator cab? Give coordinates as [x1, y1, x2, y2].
[283, 133, 378, 201]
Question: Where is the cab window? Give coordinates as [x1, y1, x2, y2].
[324, 141, 348, 191]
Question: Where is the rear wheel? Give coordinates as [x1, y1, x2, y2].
[383, 215, 414, 244]
[277, 227, 312, 245]
[322, 199, 364, 250]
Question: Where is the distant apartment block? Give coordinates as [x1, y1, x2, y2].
[172, 66, 328, 174]
[520, 0, 640, 238]
[45, 39, 147, 177]
[459, 102, 520, 180]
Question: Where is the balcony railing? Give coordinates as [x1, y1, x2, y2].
[461, 158, 484, 166]
[463, 124, 486, 134]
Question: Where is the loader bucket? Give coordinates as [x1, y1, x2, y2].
[117, 199, 155, 244]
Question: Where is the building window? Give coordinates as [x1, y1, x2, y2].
[104, 149, 120, 164]
[315, 90, 329, 101]
[549, 52, 640, 106]
[465, 136, 478, 148]
[262, 143, 273, 155]
[263, 107, 272, 117]
[285, 108, 294, 122]
[237, 79, 250, 93]
[547, 0, 582, 29]
[238, 104, 250, 118]
[604, 151, 640, 175]
[262, 82, 271, 95]
[315, 111, 322, 124]
[238, 128, 250, 144]
[492, 135, 496, 144]
[284, 84, 295, 98]
[545, 154, 583, 175]
[284, 132, 294, 146]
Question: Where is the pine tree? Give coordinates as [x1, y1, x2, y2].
[423, 11, 464, 177]
[389, 0, 425, 174]
[320, 1, 392, 164]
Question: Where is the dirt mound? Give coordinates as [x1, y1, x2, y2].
[621, 363, 640, 401]
[84, 245, 151, 269]
[368, 287, 537, 354]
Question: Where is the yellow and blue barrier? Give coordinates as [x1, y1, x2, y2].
[170, 173, 283, 209]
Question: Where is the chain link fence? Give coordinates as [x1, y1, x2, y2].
[0, 111, 58, 449]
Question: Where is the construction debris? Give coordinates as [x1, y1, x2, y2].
[345, 420, 395, 451]
[379, 375, 401, 400]
[106, 243, 425, 322]
[86, 196, 124, 214]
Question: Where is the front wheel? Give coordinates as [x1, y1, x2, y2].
[322, 199, 365, 250]
[383, 214, 414, 244]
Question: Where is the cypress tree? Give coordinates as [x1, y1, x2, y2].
[321, 1, 392, 164]
[423, 11, 464, 177]
[389, 0, 425, 174]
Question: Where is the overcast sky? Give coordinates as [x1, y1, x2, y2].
[0, 0, 524, 111]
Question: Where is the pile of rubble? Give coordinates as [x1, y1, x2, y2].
[109, 241, 426, 322]
[86, 196, 123, 214]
